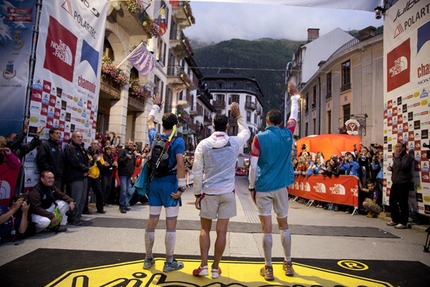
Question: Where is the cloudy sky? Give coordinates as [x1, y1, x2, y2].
[185, 2, 383, 43]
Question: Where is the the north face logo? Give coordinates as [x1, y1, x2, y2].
[43, 16, 77, 82]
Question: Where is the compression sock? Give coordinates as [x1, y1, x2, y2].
[165, 229, 176, 263]
[280, 229, 292, 262]
[145, 229, 155, 259]
[263, 233, 273, 266]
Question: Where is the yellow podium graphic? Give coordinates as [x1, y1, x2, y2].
[47, 258, 393, 286]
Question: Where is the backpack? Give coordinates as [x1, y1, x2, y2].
[148, 133, 176, 178]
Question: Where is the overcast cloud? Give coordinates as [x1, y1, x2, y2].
[185, 2, 383, 43]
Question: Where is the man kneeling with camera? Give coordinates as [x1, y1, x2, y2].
[28, 171, 75, 233]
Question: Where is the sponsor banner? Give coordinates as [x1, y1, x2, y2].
[383, 0, 430, 215]
[0, 0, 37, 137]
[289, 175, 359, 207]
[0, 164, 20, 206]
[27, 0, 107, 189]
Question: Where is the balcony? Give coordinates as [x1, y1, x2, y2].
[170, 1, 195, 29]
[107, 3, 153, 38]
[212, 100, 225, 110]
[326, 92, 332, 100]
[340, 82, 351, 92]
[170, 30, 193, 60]
[204, 115, 212, 126]
[245, 102, 256, 110]
[100, 76, 121, 101]
[179, 70, 196, 90]
[128, 95, 146, 112]
[256, 107, 262, 115]
[167, 66, 188, 92]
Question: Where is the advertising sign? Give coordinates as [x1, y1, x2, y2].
[0, 1, 37, 137]
[383, 0, 430, 215]
[24, 0, 107, 189]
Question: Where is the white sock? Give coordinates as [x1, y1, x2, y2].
[145, 229, 155, 259]
[165, 231, 176, 263]
[280, 229, 292, 262]
[263, 233, 272, 266]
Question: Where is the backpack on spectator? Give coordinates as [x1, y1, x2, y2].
[147, 133, 176, 179]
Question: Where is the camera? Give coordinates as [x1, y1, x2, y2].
[374, 6, 385, 20]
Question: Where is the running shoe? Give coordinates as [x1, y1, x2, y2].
[163, 259, 184, 272]
[142, 258, 155, 269]
[192, 265, 208, 276]
[283, 261, 295, 276]
[260, 265, 274, 281]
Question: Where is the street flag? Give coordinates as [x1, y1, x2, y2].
[155, 8, 166, 36]
[127, 43, 155, 76]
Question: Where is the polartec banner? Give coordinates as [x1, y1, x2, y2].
[383, 0, 430, 215]
[25, 0, 107, 189]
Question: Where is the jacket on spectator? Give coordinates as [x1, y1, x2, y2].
[391, 150, 414, 185]
[117, 148, 135, 177]
[7, 131, 40, 160]
[28, 182, 73, 220]
[36, 139, 64, 180]
[64, 142, 89, 182]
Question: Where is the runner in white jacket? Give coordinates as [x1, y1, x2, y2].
[192, 102, 250, 279]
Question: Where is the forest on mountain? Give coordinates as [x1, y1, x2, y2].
[192, 38, 305, 112]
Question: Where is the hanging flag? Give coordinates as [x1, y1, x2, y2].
[155, 8, 166, 36]
[127, 43, 155, 76]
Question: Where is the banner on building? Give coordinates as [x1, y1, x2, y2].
[383, 0, 430, 215]
[24, 0, 108, 189]
[0, 0, 37, 137]
[289, 175, 359, 207]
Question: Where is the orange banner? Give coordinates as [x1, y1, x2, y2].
[289, 175, 359, 207]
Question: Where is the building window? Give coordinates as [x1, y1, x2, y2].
[305, 122, 308, 136]
[326, 72, 332, 99]
[327, 110, 331, 134]
[312, 85, 316, 109]
[246, 95, 251, 103]
[305, 93, 309, 114]
[246, 111, 251, 122]
[312, 118, 316, 134]
[343, 104, 350, 122]
[230, 94, 239, 104]
[341, 60, 351, 92]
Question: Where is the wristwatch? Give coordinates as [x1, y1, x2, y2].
[194, 194, 202, 198]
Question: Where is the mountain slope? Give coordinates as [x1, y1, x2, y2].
[192, 38, 305, 111]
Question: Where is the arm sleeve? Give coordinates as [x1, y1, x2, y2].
[248, 136, 260, 189]
[236, 117, 251, 147]
[191, 142, 204, 194]
[285, 95, 300, 132]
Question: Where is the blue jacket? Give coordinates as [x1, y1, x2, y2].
[255, 126, 294, 192]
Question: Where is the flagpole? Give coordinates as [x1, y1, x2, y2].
[153, 4, 165, 18]
[116, 42, 145, 68]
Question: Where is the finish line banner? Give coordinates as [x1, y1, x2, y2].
[24, 0, 107, 189]
[289, 175, 359, 207]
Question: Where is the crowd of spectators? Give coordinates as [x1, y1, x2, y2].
[0, 122, 199, 244]
[292, 142, 384, 217]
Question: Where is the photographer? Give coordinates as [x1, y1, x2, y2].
[28, 171, 75, 233]
[0, 194, 30, 243]
[371, 151, 384, 193]
[117, 140, 136, 213]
